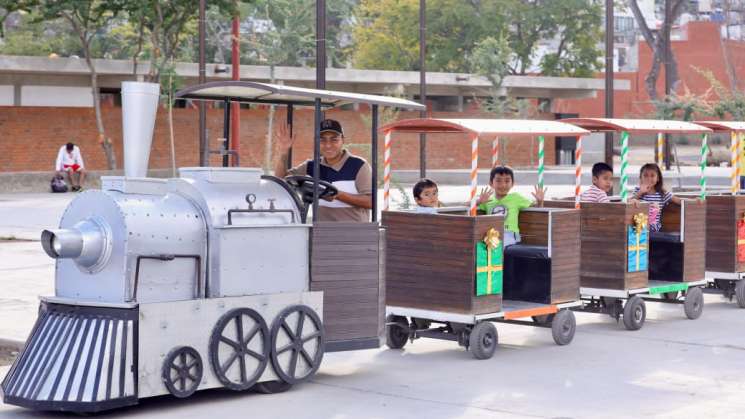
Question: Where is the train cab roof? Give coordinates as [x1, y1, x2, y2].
[175, 80, 425, 110]
[693, 121, 745, 132]
[560, 118, 712, 134]
[380, 118, 590, 137]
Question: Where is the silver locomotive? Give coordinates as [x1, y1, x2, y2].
[1, 81, 422, 412]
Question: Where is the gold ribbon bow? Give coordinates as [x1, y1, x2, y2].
[478, 228, 502, 295]
[633, 212, 648, 236]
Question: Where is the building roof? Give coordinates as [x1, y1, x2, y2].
[381, 118, 590, 137]
[175, 81, 425, 110]
[561, 118, 712, 134]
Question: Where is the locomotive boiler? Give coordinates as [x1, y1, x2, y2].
[0, 81, 409, 412]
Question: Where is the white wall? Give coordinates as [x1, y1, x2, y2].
[20, 86, 93, 107]
[0, 85, 13, 106]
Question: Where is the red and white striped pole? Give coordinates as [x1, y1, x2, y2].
[492, 137, 499, 167]
[470, 133, 479, 215]
[575, 135, 583, 209]
[731, 131, 739, 194]
[383, 130, 392, 210]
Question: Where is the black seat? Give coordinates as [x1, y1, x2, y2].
[503, 244, 551, 304]
[650, 231, 681, 243]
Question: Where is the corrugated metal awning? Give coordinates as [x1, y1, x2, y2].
[693, 121, 745, 132]
[561, 118, 712, 134]
[174, 80, 425, 110]
[380, 118, 590, 136]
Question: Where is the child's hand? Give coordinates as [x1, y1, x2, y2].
[532, 185, 546, 206]
[629, 198, 639, 207]
[476, 186, 492, 205]
[637, 183, 652, 195]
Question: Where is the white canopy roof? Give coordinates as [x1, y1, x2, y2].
[175, 81, 425, 110]
[380, 118, 590, 136]
[693, 121, 745, 132]
[561, 118, 712, 134]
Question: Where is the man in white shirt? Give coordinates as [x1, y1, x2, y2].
[55, 142, 86, 191]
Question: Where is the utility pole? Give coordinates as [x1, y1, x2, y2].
[604, 0, 614, 167]
[230, 8, 240, 166]
[419, 0, 427, 178]
[198, 0, 207, 166]
[663, 0, 673, 170]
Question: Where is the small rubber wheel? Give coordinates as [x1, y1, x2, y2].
[551, 310, 576, 346]
[531, 314, 555, 326]
[623, 295, 646, 331]
[735, 280, 745, 309]
[684, 287, 704, 319]
[385, 315, 409, 349]
[468, 322, 497, 360]
[252, 380, 293, 394]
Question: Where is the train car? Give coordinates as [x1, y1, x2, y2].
[0, 81, 424, 412]
[379, 118, 587, 359]
[550, 118, 710, 330]
[691, 121, 745, 307]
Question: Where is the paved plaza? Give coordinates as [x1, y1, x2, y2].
[1, 190, 745, 418]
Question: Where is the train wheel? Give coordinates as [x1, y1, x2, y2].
[468, 322, 497, 360]
[269, 305, 324, 385]
[162, 346, 203, 398]
[735, 280, 745, 309]
[209, 308, 270, 391]
[252, 380, 293, 394]
[551, 310, 576, 346]
[622, 296, 646, 331]
[386, 315, 409, 349]
[684, 287, 704, 319]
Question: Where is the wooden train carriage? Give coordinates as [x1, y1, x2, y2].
[649, 199, 706, 283]
[545, 200, 705, 290]
[700, 194, 745, 274]
[382, 207, 580, 314]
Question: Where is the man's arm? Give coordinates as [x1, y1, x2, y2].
[75, 147, 85, 170]
[54, 147, 63, 172]
[335, 192, 372, 209]
[273, 123, 295, 178]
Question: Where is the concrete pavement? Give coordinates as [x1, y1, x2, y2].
[1, 191, 745, 418]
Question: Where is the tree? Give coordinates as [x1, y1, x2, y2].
[351, 0, 603, 76]
[26, 0, 124, 170]
[628, 0, 688, 100]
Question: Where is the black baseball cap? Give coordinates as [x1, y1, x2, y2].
[319, 119, 343, 136]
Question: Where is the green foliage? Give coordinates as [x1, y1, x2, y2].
[694, 67, 745, 121]
[352, 0, 603, 76]
[652, 88, 710, 122]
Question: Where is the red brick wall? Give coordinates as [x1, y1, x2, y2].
[556, 21, 745, 119]
[0, 105, 557, 173]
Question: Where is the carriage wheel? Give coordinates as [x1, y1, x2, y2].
[162, 346, 203, 398]
[209, 308, 270, 391]
[468, 322, 497, 360]
[622, 296, 646, 330]
[551, 310, 576, 346]
[252, 380, 293, 394]
[735, 280, 745, 309]
[270, 305, 324, 384]
[386, 315, 409, 349]
[684, 287, 704, 320]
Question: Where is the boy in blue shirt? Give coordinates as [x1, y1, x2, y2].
[476, 166, 545, 246]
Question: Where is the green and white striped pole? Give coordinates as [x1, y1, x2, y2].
[700, 133, 708, 200]
[537, 135, 545, 189]
[621, 131, 629, 203]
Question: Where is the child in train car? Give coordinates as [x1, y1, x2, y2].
[476, 166, 545, 247]
[413, 178, 441, 214]
[630, 163, 681, 232]
[580, 162, 613, 203]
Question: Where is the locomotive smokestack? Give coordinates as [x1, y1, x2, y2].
[121, 81, 160, 177]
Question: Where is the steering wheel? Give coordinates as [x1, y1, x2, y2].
[285, 175, 339, 204]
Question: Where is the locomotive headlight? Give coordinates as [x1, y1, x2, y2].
[41, 216, 112, 272]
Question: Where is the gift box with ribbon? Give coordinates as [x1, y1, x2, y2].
[738, 216, 745, 262]
[627, 213, 649, 272]
[475, 228, 503, 296]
